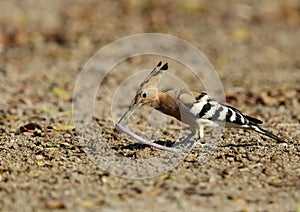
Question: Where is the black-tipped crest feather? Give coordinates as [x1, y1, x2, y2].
[161, 63, 168, 70]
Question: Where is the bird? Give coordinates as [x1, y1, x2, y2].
[116, 61, 284, 152]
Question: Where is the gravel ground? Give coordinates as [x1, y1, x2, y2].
[0, 1, 299, 211]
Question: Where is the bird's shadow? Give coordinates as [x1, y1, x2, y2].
[220, 142, 259, 148]
[113, 139, 176, 151]
[220, 140, 284, 148]
[114, 138, 281, 152]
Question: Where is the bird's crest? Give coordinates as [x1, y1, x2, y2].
[131, 61, 168, 107]
[137, 61, 168, 92]
[118, 61, 168, 124]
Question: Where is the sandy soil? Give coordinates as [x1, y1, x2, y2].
[0, 1, 299, 211]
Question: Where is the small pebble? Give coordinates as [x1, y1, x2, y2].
[227, 157, 234, 162]
[279, 143, 288, 148]
[35, 155, 44, 160]
[64, 133, 72, 138]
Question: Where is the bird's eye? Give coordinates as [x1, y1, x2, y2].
[141, 92, 147, 98]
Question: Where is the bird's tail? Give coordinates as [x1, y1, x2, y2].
[249, 125, 284, 143]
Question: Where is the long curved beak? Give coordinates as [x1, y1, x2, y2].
[118, 103, 141, 124]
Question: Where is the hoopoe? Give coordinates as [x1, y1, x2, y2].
[116, 61, 284, 152]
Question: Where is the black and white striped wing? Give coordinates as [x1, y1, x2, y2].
[181, 92, 284, 142]
[183, 92, 262, 127]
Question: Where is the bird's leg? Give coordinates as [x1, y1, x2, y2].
[181, 125, 207, 150]
[198, 125, 204, 139]
[173, 126, 200, 151]
[188, 125, 206, 149]
[196, 125, 215, 149]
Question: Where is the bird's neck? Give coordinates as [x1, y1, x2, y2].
[154, 91, 181, 121]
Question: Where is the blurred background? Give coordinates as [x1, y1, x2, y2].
[1, 0, 299, 86]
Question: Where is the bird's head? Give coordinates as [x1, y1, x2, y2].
[118, 61, 168, 124]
